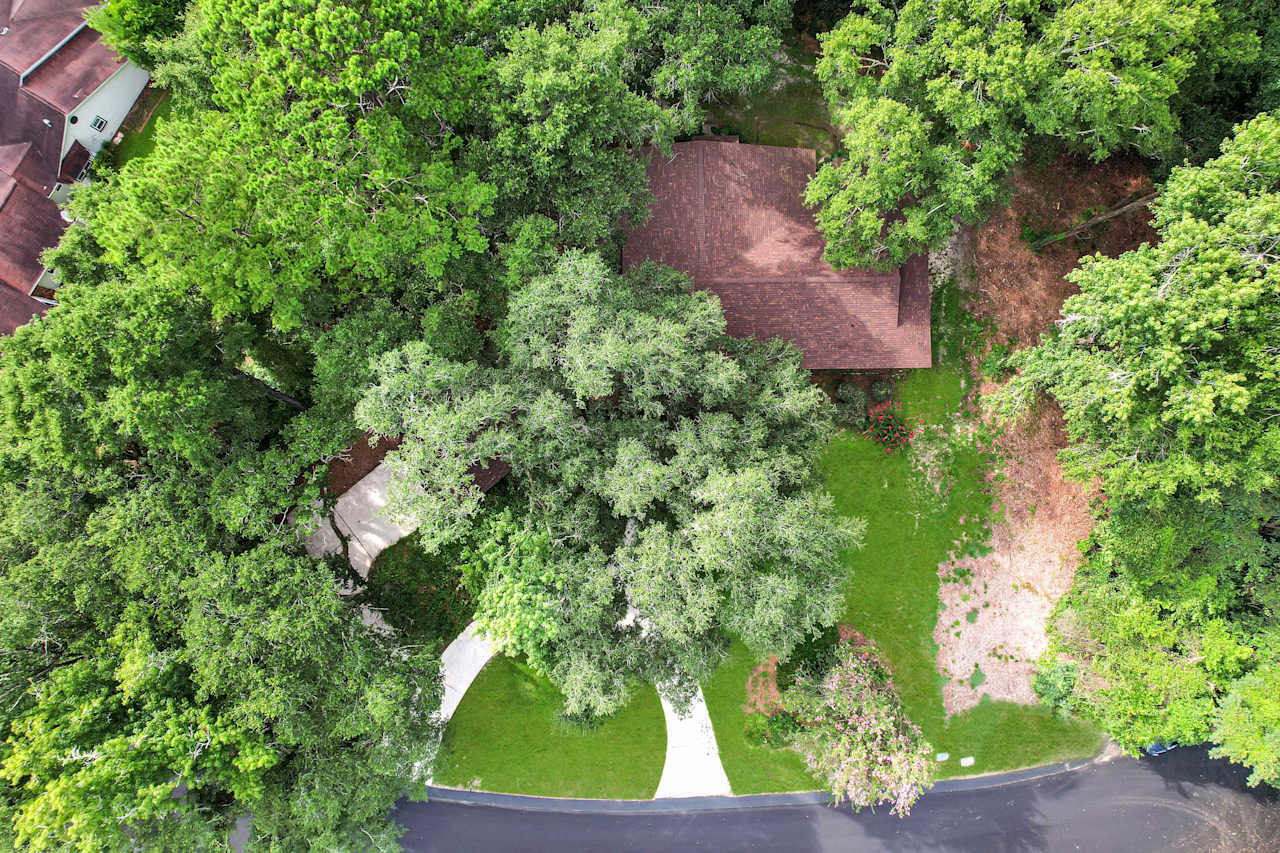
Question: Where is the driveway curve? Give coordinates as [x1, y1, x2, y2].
[394, 746, 1280, 853]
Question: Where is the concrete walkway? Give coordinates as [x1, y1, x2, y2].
[439, 623, 497, 722]
[300, 460, 732, 799]
[653, 686, 733, 798]
[302, 463, 413, 579]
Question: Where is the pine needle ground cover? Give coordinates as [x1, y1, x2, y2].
[434, 656, 666, 799]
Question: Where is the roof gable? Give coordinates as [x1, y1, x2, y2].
[622, 139, 931, 370]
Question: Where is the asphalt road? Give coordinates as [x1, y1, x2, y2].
[393, 747, 1280, 853]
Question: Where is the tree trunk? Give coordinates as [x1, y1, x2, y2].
[1031, 192, 1158, 250]
[230, 367, 305, 410]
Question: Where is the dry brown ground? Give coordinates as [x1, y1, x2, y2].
[934, 152, 1156, 714]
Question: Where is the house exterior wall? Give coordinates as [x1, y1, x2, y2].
[62, 62, 149, 158]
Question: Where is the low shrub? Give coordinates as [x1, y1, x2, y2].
[1032, 657, 1079, 719]
[869, 401, 916, 453]
[870, 379, 895, 402]
[981, 342, 1015, 381]
[835, 379, 869, 430]
[776, 622, 842, 691]
[780, 638, 934, 816]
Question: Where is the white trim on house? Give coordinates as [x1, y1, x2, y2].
[17, 21, 89, 85]
[61, 61, 150, 159]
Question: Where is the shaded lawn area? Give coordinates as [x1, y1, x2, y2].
[434, 655, 666, 799]
[706, 38, 839, 157]
[703, 639, 819, 794]
[113, 94, 173, 167]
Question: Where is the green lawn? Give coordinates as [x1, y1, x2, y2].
[703, 639, 819, 793]
[114, 95, 173, 167]
[704, 279, 1101, 787]
[434, 655, 667, 799]
[820, 430, 1104, 779]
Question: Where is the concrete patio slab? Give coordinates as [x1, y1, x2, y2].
[302, 463, 415, 579]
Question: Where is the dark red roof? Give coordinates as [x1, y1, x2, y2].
[0, 169, 65, 295]
[56, 138, 89, 183]
[623, 139, 931, 369]
[0, 278, 45, 335]
[0, 0, 93, 76]
[325, 432, 511, 499]
[19, 26, 124, 114]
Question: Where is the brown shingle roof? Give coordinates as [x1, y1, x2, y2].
[0, 166, 65, 295]
[0, 0, 93, 76]
[0, 277, 45, 335]
[623, 139, 931, 369]
[19, 26, 124, 114]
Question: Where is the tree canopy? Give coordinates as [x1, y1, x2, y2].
[808, 0, 1268, 268]
[357, 249, 864, 717]
[997, 112, 1280, 784]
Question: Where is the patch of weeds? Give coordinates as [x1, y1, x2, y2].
[980, 342, 1015, 381]
[969, 666, 987, 689]
[930, 276, 992, 370]
[965, 608, 980, 624]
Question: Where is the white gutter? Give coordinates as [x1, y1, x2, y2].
[18, 21, 88, 87]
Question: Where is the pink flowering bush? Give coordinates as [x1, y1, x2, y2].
[779, 638, 934, 816]
[868, 400, 917, 454]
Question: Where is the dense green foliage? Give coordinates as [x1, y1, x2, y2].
[808, 0, 1274, 267]
[358, 250, 863, 717]
[90, 0, 190, 66]
[998, 113, 1280, 784]
[6, 0, 1276, 842]
[0, 0, 800, 845]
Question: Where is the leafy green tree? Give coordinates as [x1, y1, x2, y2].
[995, 112, 1280, 507]
[1008, 114, 1280, 782]
[481, 0, 679, 248]
[358, 251, 864, 717]
[90, 0, 190, 67]
[0, 461, 442, 851]
[809, 0, 1265, 267]
[1212, 659, 1280, 787]
[634, 0, 790, 121]
[82, 0, 495, 330]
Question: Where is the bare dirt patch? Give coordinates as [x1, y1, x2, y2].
[934, 151, 1155, 715]
[935, 402, 1096, 712]
[973, 152, 1158, 348]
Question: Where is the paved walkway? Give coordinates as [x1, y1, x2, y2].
[440, 623, 497, 722]
[302, 463, 413, 579]
[302, 460, 732, 799]
[653, 687, 732, 798]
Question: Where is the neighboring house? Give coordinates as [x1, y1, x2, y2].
[0, 0, 151, 334]
[623, 138, 932, 370]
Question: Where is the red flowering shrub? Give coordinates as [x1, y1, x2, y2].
[868, 400, 916, 453]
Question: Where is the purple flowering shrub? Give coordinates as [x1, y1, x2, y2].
[779, 638, 934, 816]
